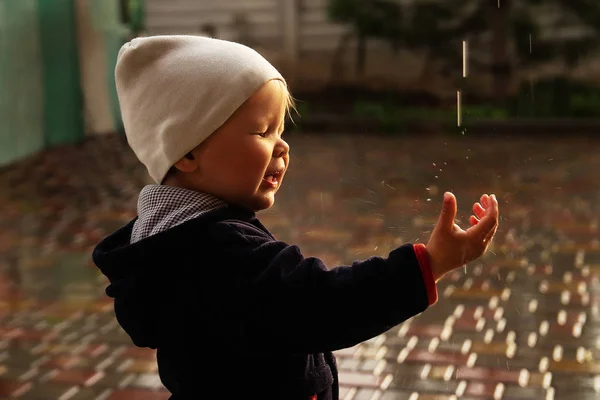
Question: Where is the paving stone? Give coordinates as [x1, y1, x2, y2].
[402, 349, 470, 366]
[470, 341, 513, 356]
[338, 357, 362, 371]
[0, 378, 32, 397]
[131, 373, 164, 391]
[47, 369, 104, 386]
[338, 371, 387, 389]
[119, 347, 156, 360]
[42, 355, 93, 370]
[549, 359, 600, 374]
[388, 364, 427, 381]
[403, 324, 445, 339]
[357, 359, 382, 374]
[378, 336, 411, 348]
[352, 388, 379, 400]
[463, 381, 502, 398]
[378, 390, 415, 400]
[118, 359, 159, 374]
[105, 389, 171, 400]
[24, 383, 82, 400]
[391, 377, 459, 395]
[68, 388, 110, 400]
[91, 371, 137, 390]
[414, 395, 462, 400]
[474, 353, 540, 371]
[0, 365, 38, 381]
[3, 347, 40, 368]
[454, 366, 523, 384]
[550, 374, 597, 393]
[501, 385, 550, 399]
[79, 343, 111, 359]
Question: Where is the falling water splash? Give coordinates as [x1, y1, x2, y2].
[457, 91, 462, 127]
[529, 34, 532, 53]
[462, 40, 468, 78]
[529, 34, 534, 108]
[457, 40, 467, 129]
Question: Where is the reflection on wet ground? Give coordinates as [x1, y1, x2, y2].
[0, 133, 599, 399]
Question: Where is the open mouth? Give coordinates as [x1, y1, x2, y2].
[263, 170, 282, 186]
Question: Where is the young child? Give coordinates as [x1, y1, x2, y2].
[92, 35, 499, 400]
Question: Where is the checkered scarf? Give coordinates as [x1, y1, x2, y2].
[131, 185, 227, 244]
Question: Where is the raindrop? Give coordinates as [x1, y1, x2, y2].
[529, 34, 532, 53]
[457, 91, 462, 127]
[462, 40, 468, 78]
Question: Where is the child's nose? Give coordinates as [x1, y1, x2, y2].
[274, 139, 289, 158]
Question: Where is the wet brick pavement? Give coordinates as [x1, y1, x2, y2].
[0, 132, 599, 399]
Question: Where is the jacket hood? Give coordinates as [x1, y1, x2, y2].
[93, 218, 165, 348]
[92, 205, 255, 349]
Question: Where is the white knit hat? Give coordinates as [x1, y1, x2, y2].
[115, 35, 285, 183]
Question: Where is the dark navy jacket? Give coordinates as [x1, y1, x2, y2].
[92, 205, 436, 399]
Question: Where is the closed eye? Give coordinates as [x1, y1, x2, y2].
[254, 125, 284, 138]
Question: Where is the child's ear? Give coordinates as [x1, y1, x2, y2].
[173, 152, 197, 173]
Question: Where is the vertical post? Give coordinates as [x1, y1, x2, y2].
[88, 0, 130, 137]
[74, 0, 116, 135]
[281, 0, 299, 85]
[37, 0, 85, 146]
[0, 0, 45, 165]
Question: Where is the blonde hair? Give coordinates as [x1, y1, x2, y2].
[273, 79, 298, 123]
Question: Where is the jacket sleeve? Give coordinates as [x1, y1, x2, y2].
[207, 221, 438, 354]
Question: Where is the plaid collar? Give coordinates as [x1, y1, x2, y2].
[131, 185, 227, 243]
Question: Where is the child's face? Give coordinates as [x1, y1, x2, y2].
[186, 80, 290, 211]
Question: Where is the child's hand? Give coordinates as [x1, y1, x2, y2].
[426, 192, 499, 282]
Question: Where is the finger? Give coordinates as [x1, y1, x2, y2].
[469, 215, 479, 226]
[437, 192, 458, 231]
[469, 198, 498, 241]
[489, 194, 498, 216]
[473, 202, 485, 219]
[480, 194, 490, 208]
[483, 198, 499, 241]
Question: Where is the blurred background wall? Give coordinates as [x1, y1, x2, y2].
[1, 0, 599, 166]
[0, 1, 45, 166]
[142, 0, 600, 93]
